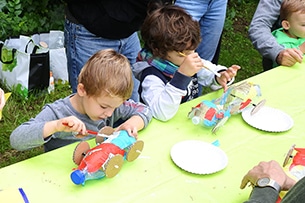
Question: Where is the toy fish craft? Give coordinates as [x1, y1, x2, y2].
[188, 81, 265, 133]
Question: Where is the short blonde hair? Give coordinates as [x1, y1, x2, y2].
[78, 49, 133, 100]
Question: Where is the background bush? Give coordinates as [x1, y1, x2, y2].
[0, 0, 65, 40]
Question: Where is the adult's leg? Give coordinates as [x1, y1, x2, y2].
[212, 33, 222, 64]
[65, 20, 141, 101]
[119, 32, 141, 102]
[197, 0, 227, 61]
[65, 19, 121, 93]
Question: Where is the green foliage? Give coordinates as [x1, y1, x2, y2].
[224, 0, 260, 32]
[224, 6, 236, 31]
[221, 0, 263, 80]
[0, 0, 65, 41]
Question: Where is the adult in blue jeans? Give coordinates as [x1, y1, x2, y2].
[64, 0, 172, 101]
[175, 0, 227, 93]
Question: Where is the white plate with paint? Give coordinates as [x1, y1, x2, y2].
[242, 106, 293, 132]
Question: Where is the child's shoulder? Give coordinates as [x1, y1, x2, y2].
[141, 66, 169, 83]
[45, 95, 71, 110]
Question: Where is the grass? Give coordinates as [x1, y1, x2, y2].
[0, 1, 263, 168]
[0, 83, 72, 167]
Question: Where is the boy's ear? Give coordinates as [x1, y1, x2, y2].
[282, 20, 290, 30]
[77, 83, 87, 96]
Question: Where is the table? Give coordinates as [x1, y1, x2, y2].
[1, 62, 305, 203]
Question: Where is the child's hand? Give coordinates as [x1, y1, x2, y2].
[178, 52, 203, 77]
[216, 65, 241, 92]
[0, 88, 5, 110]
[115, 124, 138, 139]
[58, 116, 87, 135]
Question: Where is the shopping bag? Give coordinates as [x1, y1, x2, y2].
[0, 35, 50, 98]
[32, 30, 68, 83]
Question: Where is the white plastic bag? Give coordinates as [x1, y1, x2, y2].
[32, 30, 68, 83]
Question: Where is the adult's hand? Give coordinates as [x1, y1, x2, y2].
[240, 160, 296, 191]
[276, 48, 303, 67]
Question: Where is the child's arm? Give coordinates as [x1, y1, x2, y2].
[10, 97, 89, 151]
[43, 116, 87, 139]
[10, 114, 88, 151]
[113, 100, 152, 137]
[179, 53, 240, 91]
[141, 72, 190, 121]
[10, 109, 56, 151]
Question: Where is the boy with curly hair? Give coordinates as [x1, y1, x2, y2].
[133, 4, 240, 121]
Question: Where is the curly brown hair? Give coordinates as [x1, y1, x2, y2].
[140, 4, 201, 59]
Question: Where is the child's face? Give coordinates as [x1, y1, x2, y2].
[286, 11, 305, 38]
[165, 50, 195, 66]
[84, 94, 124, 121]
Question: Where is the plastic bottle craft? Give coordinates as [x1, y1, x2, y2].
[70, 127, 144, 186]
[282, 144, 305, 185]
[283, 144, 305, 170]
[188, 81, 266, 133]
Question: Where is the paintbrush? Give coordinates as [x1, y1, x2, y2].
[178, 51, 221, 77]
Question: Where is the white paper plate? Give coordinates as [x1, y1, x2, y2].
[242, 106, 293, 132]
[170, 140, 228, 174]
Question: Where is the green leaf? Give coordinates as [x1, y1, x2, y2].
[14, 10, 21, 16]
[0, 0, 7, 11]
[15, 4, 21, 10]
[7, 1, 14, 8]
[7, 7, 14, 12]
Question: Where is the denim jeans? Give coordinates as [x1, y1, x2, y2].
[64, 19, 141, 101]
[175, 0, 227, 61]
[175, 0, 227, 93]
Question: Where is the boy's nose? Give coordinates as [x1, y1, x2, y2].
[103, 109, 113, 117]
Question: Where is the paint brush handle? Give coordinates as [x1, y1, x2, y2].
[62, 122, 95, 135]
[201, 59, 221, 77]
[62, 122, 109, 137]
[86, 129, 98, 135]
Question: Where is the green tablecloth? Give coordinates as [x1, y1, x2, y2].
[1, 61, 304, 203]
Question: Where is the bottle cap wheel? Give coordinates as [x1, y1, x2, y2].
[70, 170, 85, 185]
[192, 116, 200, 125]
